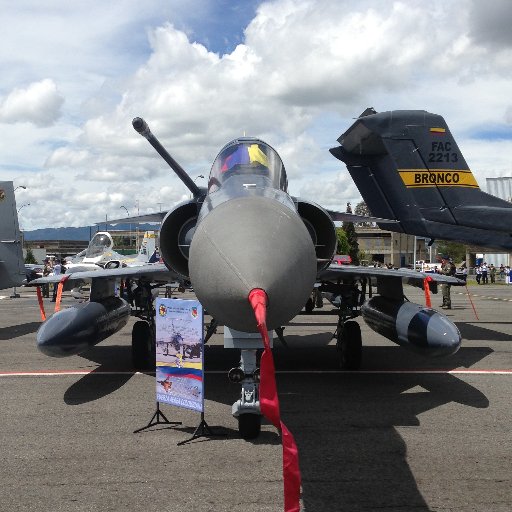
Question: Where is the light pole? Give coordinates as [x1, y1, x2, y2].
[17, 203, 30, 213]
[120, 206, 132, 250]
[134, 201, 140, 251]
[14, 185, 27, 192]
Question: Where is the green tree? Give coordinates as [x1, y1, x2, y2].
[335, 228, 350, 254]
[342, 202, 360, 265]
[24, 247, 37, 264]
[436, 241, 467, 264]
[354, 200, 375, 227]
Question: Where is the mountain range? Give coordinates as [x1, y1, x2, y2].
[23, 224, 160, 241]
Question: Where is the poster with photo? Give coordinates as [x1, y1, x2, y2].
[155, 298, 204, 412]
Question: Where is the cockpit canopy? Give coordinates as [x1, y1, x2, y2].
[85, 232, 113, 258]
[208, 138, 288, 193]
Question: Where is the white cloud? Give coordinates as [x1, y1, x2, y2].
[0, 79, 64, 127]
[3, 0, 512, 230]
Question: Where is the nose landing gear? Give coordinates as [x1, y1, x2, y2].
[229, 349, 262, 439]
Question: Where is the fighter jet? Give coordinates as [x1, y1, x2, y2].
[0, 182, 26, 290]
[330, 108, 512, 250]
[31, 119, 463, 438]
[66, 230, 159, 271]
[30, 120, 466, 512]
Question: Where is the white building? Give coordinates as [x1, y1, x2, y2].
[483, 177, 512, 266]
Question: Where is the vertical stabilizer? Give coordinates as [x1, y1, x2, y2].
[331, 110, 512, 250]
[137, 231, 158, 262]
[0, 182, 25, 289]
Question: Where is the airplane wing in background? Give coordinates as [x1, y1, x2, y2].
[326, 210, 398, 224]
[101, 212, 167, 225]
[29, 262, 180, 286]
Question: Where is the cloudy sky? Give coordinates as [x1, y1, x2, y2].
[2, 0, 512, 230]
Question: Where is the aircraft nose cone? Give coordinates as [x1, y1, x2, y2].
[189, 196, 317, 332]
[426, 312, 462, 356]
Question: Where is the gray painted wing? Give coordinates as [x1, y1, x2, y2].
[318, 264, 464, 286]
[28, 263, 179, 285]
[326, 210, 397, 224]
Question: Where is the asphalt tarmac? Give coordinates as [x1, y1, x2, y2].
[0, 284, 511, 511]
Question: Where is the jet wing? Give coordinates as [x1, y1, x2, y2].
[28, 263, 180, 285]
[99, 212, 167, 225]
[318, 264, 464, 287]
[326, 210, 398, 224]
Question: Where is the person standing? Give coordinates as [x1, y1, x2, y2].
[489, 264, 496, 284]
[51, 259, 62, 302]
[42, 258, 52, 298]
[475, 265, 481, 285]
[440, 256, 456, 309]
[481, 262, 488, 284]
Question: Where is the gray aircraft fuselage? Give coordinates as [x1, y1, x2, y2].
[158, 135, 326, 332]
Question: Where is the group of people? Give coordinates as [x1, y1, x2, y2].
[474, 262, 495, 284]
[41, 257, 65, 301]
[474, 263, 512, 284]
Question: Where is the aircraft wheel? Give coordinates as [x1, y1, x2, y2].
[132, 320, 153, 371]
[337, 320, 362, 370]
[304, 297, 314, 313]
[238, 413, 262, 440]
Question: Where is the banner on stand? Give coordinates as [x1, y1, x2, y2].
[155, 298, 204, 412]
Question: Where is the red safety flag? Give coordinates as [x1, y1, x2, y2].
[248, 288, 301, 512]
[36, 286, 46, 322]
[423, 276, 432, 308]
[54, 275, 69, 312]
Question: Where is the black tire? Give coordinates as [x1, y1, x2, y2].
[132, 320, 153, 371]
[304, 297, 314, 313]
[337, 320, 362, 370]
[238, 413, 262, 440]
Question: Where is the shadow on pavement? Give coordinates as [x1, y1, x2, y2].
[456, 322, 512, 342]
[0, 321, 40, 340]
[63, 341, 491, 511]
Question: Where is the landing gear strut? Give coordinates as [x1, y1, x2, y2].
[324, 280, 365, 370]
[229, 349, 262, 439]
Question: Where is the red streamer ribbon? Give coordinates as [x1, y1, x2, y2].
[54, 275, 69, 313]
[423, 276, 432, 308]
[36, 286, 46, 322]
[465, 285, 479, 321]
[248, 289, 301, 512]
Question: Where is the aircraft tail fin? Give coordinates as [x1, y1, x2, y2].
[136, 231, 157, 262]
[0, 182, 26, 289]
[330, 109, 512, 249]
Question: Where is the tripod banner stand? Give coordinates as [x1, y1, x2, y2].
[155, 298, 205, 413]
